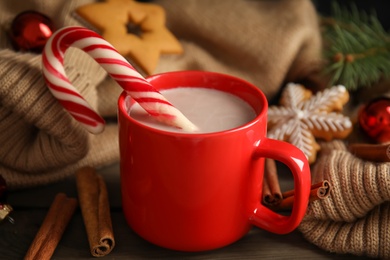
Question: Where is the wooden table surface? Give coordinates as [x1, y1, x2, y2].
[0, 163, 371, 259]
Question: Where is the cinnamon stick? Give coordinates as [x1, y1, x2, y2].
[262, 159, 283, 206]
[268, 181, 331, 211]
[348, 143, 390, 162]
[24, 193, 77, 260]
[76, 167, 115, 257]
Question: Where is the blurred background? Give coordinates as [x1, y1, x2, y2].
[314, 0, 390, 30]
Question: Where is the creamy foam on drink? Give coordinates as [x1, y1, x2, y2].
[130, 87, 257, 133]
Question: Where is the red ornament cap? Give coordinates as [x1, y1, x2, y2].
[9, 10, 55, 53]
[359, 97, 390, 143]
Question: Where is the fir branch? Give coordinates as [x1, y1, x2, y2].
[321, 2, 390, 90]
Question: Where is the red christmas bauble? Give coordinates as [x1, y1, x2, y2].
[359, 97, 390, 143]
[10, 10, 55, 53]
[0, 175, 13, 223]
[0, 175, 7, 203]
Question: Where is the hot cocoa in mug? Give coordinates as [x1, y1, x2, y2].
[118, 70, 311, 251]
[130, 87, 257, 133]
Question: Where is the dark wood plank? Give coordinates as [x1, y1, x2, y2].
[0, 210, 368, 260]
[0, 163, 372, 259]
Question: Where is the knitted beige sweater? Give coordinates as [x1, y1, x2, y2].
[0, 0, 322, 189]
[299, 140, 390, 259]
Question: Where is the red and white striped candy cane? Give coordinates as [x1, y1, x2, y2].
[42, 26, 197, 134]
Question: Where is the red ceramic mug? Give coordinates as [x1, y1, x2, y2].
[118, 71, 311, 252]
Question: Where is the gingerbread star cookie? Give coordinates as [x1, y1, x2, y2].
[267, 83, 353, 163]
[76, 0, 183, 75]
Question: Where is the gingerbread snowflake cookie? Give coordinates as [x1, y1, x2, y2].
[267, 83, 353, 163]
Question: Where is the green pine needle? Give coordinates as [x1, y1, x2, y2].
[321, 2, 390, 90]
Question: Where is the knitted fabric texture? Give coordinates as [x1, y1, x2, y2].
[0, 0, 120, 189]
[299, 140, 390, 259]
[154, 0, 324, 100]
[0, 0, 322, 189]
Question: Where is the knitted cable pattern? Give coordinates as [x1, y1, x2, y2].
[0, 0, 120, 189]
[299, 140, 390, 258]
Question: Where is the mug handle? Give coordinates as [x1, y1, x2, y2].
[250, 138, 311, 234]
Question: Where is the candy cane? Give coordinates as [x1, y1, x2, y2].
[42, 26, 197, 134]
